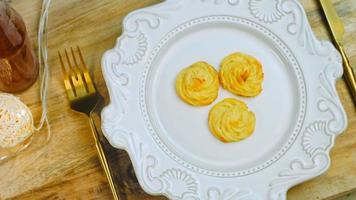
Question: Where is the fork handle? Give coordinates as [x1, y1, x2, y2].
[89, 116, 120, 200]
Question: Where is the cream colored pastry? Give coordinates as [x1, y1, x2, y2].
[176, 61, 219, 106]
[220, 52, 264, 97]
[208, 98, 256, 143]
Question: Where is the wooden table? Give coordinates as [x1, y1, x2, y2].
[1, 0, 355, 199]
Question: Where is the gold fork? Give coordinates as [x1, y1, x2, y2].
[58, 46, 119, 200]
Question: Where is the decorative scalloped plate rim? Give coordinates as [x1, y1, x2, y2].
[101, 0, 348, 199]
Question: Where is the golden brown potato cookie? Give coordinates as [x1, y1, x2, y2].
[208, 98, 256, 143]
[220, 52, 264, 97]
[176, 62, 219, 106]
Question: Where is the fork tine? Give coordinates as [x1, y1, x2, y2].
[76, 46, 96, 94]
[71, 47, 89, 93]
[71, 47, 80, 70]
[58, 51, 68, 76]
[64, 49, 74, 73]
[58, 50, 76, 99]
[65, 48, 87, 97]
[77, 45, 87, 69]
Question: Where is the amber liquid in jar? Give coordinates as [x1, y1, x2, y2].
[0, 1, 38, 93]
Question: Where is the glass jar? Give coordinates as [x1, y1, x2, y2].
[0, 1, 38, 93]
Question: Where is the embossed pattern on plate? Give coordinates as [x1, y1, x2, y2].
[101, 0, 347, 199]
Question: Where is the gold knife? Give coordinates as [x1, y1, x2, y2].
[319, 0, 356, 104]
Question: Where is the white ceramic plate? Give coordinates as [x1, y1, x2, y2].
[101, 0, 348, 199]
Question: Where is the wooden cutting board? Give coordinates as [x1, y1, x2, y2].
[0, 0, 355, 199]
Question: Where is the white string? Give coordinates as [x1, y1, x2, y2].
[34, 0, 52, 139]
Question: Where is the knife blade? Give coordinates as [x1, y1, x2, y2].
[319, 0, 345, 45]
[319, 0, 356, 104]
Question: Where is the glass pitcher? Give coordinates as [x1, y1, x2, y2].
[0, 1, 38, 93]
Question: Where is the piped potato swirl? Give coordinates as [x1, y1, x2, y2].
[208, 98, 256, 143]
[220, 52, 264, 97]
[176, 62, 219, 106]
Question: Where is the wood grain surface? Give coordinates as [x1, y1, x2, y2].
[0, 0, 355, 199]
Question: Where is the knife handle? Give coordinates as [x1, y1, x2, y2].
[339, 45, 356, 104]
